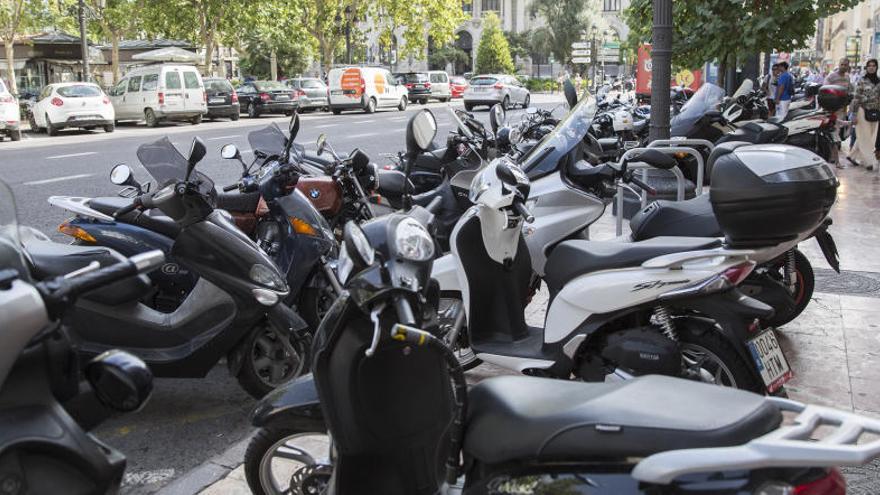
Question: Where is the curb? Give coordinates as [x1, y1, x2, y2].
[157, 436, 250, 495]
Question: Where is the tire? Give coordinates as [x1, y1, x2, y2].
[244, 425, 330, 495]
[761, 249, 815, 327]
[299, 285, 336, 331]
[523, 94, 531, 108]
[190, 114, 202, 125]
[230, 112, 240, 121]
[437, 293, 481, 371]
[103, 123, 115, 133]
[364, 97, 377, 114]
[331, 108, 342, 115]
[502, 95, 510, 111]
[235, 321, 309, 399]
[46, 115, 58, 136]
[464, 103, 473, 111]
[678, 320, 765, 394]
[398, 97, 407, 111]
[247, 103, 260, 118]
[419, 98, 427, 105]
[144, 108, 159, 128]
[9, 129, 21, 141]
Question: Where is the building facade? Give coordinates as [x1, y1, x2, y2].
[820, 0, 880, 72]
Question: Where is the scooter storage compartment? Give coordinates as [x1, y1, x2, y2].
[709, 144, 837, 248]
[818, 85, 848, 113]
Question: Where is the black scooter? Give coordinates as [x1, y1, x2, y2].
[241, 119, 878, 494]
[27, 137, 309, 398]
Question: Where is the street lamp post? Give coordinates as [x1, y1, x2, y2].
[649, 0, 673, 141]
[345, 6, 353, 65]
[78, 0, 90, 82]
[591, 26, 598, 92]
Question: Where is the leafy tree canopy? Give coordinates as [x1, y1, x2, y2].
[476, 11, 513, 74]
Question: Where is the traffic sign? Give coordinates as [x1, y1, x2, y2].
[572, 49, 591, 57]
[572, 57, 592, 64]
[571, 42, 590, 50]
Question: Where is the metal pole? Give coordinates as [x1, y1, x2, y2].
[649, 0, 672, 141]
[78, 0, 90, 82]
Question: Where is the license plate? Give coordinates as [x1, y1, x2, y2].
[331, 90, 342, 95]
[276, 95, 289, 101]
[747, 329, 792, 393]
[209, 97, 225, 104]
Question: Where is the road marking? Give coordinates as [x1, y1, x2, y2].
[205, 135, 239, 141]
[352, 119, 375, 124]
[346, 132, 378, 139]
[24, 173, 93, 185]
[389, 117, 408, 121]
[312, 123, 337, 128]
[45, 151, 97, 160]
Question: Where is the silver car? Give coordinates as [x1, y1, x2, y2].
[463, 74, 530, 111]
[286, 77, 329, 111]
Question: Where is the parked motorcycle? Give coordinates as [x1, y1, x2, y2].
[0, 181, 157, 493]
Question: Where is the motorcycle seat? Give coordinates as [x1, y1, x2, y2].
[374, 169, 413, 200]
[23, 238, 151, 306]
[464, 375, 781, 464]
[718, 123, 787, 147]
[216, 191, 261, 213]
[629, 194, 722, 241]
[544, 236, 721, 291]
[89, 197, 181, 239]
[768, 108, 816, 124]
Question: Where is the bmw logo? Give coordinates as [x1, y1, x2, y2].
[309, 189, 321, 199]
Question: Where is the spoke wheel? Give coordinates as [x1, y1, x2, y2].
[247, 427, 331, 495]
[237, 322, 309, 398]
[437, 296, 481, 370]
[681, 343, 737, 387]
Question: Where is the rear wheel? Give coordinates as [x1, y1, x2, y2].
[331, 108, 342, 115]
[364, 97, 377, 114]
[398, 97, 407, 111]
[46, 115, 58, 136]
[523, 94, 531, 108]
[678, 320, 764, 393]
[103, 123, 115, 133]
[245, 426, 330, 495]
[247, 103, 260, 118]
[464, 103, 473, 111]
[144, 108, 159, 127]
[761, 249, 814, 327]
[230, 111, 240, 121]
[190, 114, 202, 125]
[236, 321, 309, 399]
[9, 129, 21, 141]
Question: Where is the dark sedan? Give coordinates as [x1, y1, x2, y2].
[236, 80, 299, 118]
[204, 77, 240, 120]
[397, 72, 431, 104]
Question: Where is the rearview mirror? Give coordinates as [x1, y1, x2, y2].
[631, 149, 679, 170]
[109, 164, 133, 185]
[220, 144, 240, 160]
[316, 134, 327, 156]
[406, 109, 437, 153]
[563, 79, 578, 108]
[186, 137, 207, 180]
[489, 103, 505, 134]
[85, 350, 153, 413]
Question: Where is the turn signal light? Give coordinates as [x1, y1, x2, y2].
[58, 222, 96, 243]
[51, 97, 64, 106]
[793, 469, 845, 495]
[493, 82, 504, 89]
[260, 92, 271, 101]
[231, 91, 239, 103]
[289, 217, 318, 237]
[158, 92, 165, 105]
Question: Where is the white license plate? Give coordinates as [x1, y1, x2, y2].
[747, 329, 792, 393]
[209, 97, 225, 104]
[276, 95, 290, 101]
[331, 90, 342, 95]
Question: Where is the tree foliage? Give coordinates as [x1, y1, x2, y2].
[428, 44, 468, 70]
[528, 0, 603, 65]
[1, 0, 63, 93]
[624, 0, 861, 80]
[475, 12, 513, 74]
[370, 0, 466, 67]
[87, 0, 144, 83]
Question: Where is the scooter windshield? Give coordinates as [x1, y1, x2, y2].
[0, 179, 30, 282]
[136, 137, 215, 196]
[671, 83, 725, 130]
[521, 93, 597, 177]
[248, 124, 287, 157]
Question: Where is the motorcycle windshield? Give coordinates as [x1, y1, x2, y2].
[671, 83, 725, 132]
[248, 124, 287, 156]
[0, 179, 30, 283]
[732, 79, 754, 99]
[136, 137, 215, 195]
[521, 94, 597, 177]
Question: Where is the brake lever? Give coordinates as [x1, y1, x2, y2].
[366, 302, 387, 357]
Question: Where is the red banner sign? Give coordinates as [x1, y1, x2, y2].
[636, 44, 703, 95]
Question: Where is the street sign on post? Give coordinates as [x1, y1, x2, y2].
[572, 49, 591, 57]
[572, 57, 592, 64]
[572, 41, 590, 50]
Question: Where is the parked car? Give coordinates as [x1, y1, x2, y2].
[286, 77, 328, 111]
[328, 66, 408, 114]
[237, 80, 298, 118]
[108, 63, 206, 127]
[30, 83, 115, 136]
[450, 76, 468, 99]
[399, 72, 432, 104]
[0, 80, 21, 141]
[463, 74, 530, 111]
[427, 70, 452, 102]
[203, 77, 239, 121]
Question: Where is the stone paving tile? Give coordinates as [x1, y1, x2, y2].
[840, 295, 880, 311]
[776, 330, 854, 410]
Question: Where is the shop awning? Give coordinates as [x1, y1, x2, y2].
[132, 47, 201, 63]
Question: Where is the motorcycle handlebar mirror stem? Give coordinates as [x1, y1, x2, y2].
[186, 137, 207, 181]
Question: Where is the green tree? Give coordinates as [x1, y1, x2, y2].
[428, 44, 468, 70]
[624, 0, 860, 87]
[475, 12, 513, 74]
[1, 0, 62, 93]
[528, 0, 603, 66]
[87, 0, 144, 84]
[370, 0, 467, 70]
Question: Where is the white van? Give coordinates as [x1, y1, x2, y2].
[427, 71, 452, 102]
[328, 66, 408, 114]
[109, 64, 207, 127]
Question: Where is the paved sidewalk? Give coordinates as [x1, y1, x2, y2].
[183, 159, 880, 495]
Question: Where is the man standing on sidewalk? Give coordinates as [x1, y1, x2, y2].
[825, 58, 854, 166]
[775, 62, 794, 119]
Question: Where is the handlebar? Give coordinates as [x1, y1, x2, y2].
[628, 174, 657, 195]
[222, 183, 238, 192]
[513, 200, 534, 223]
[114, 198, 140, 218]
[425, 196, 443, 214]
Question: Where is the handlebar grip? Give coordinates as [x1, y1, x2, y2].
[66, 251, 165, 298]
[393, 295, 416, 326]
[425, 196, 443, 214]
[223, 184, 238, 192]
[513, 201, 535, 224]
[113, 198, 140, 218]
[629, 175, 657, 196]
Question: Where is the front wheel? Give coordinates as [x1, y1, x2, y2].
[244, 426, 331, 495]
[236, 322, 309, 399]
[437, 295, 481, 371]
[247, 103, 260, 118]
[398, 97, 407, 111]
[523, 94, 531, 108]
[678, 321, 765, 393]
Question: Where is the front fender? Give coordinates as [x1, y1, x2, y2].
[251, 373, 324, 429]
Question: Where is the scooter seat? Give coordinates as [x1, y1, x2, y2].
[629, 194, 722, 241]
[768, 107, 815, 124]
[89, 197, 181, 239]
[24, 238, 151, 305]
[544, 236, 721, 291]
[464, 375, 781, 464]
[216, 191, 261, 213]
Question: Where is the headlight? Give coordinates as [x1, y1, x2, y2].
[250, 264, 285, 290]
[394, 218, 434, 261]
[337, 245, 355, 284]
[509, 127, 521, 144]
[343, 221, 375, 267]
[469, 169, 491, 203]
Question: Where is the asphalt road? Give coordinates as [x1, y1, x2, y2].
[0, 95, 564, 494]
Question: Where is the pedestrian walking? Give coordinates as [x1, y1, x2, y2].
[826, 58, 853, 164]
[775, 62, 794, 119]
[849, 59, 880, 171]
[763, 64, 780, 115]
